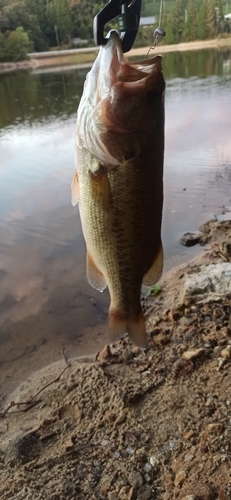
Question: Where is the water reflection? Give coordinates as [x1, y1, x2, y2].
[0, 47, 231, 398]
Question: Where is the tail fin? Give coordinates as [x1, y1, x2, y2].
[109, 309, 148, 349]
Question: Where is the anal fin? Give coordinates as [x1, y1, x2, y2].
[87, 251, 107, 292]
[109, 309, 148, 349]
[71, 171, 79, 206]
[142, 241, 163, 287]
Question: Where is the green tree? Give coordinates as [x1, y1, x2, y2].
[1, 26, 33, 61]
[182, 0, 198, 41]
[197, 0, 207, 39]
[206, 0, 216, 38]
[3, 0, 48, 50]
[56, 0, 72, 43]
[0, 30, 8, 60]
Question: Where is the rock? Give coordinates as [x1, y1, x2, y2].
[131, 346, 141, 357]
[144, 463, 152, 473]
[163, 493, 172, 500]
[207, 423, 224, 434]
[182, 348, 205, 360]
[128, 488, 137, 500]
[101, 478, 113, 494]
[184, 430, 196, 440]
[108, 491, 119, 500]
[64, 439, 74, 452]
[221, 346, 231, 359]
[189, 483, 215, 500]
[184, 452, 194, 462]
[181, 263, 231, 304]
[218, 484, 231, 500]
[144, 474, 151, 483]
[174, 470, 186, 487]
[217, 357, 226, 370]
[179, 232, 202, 247]
[149, 455, 160, 468]
[128, 471, 143, 490]
[119, 486, 130, 499]
[137, 485, 152, 500]
[122, 347, 134, 361]
[98, 344, 112, 362]
[181, 497, 197, 500]
[178, 316, 190, 327]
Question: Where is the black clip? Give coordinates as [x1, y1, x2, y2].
[93, 0, 142, 53]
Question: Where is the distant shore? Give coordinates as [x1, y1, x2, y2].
[0, 36, 231, 74]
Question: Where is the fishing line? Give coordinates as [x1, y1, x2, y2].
[146, 0, 166, 58]
[159, 0, 163, 26]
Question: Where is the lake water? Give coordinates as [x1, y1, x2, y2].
[0, 47, 231, 398]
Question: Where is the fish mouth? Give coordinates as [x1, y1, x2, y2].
[105, 30, 164, 95]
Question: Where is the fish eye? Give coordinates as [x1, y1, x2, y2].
[146, 90, 159, 105]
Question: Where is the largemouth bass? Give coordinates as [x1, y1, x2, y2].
[72, 30, 165, 348]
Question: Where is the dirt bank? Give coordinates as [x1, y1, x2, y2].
[0, 37, 231, 74]
[0, 220, 231, 500]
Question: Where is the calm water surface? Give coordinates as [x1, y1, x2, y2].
[0, 48, 231, 397]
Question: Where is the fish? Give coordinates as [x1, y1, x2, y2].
[72, 30, 165, 348]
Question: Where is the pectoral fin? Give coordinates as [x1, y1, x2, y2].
[87, 251, 107, 292]
[71, 171, 79, 206]
[142, 241, 163, 286]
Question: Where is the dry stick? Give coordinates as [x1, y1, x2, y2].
[1, 348, 71, 418]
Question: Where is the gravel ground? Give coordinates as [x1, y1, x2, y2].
[0, 221, 231, 500]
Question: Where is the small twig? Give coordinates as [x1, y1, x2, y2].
[62, 347, 71, 366]
[1, 401, 15, 418]
[28, 364, 70, 404]
[1, 352, 71, 418]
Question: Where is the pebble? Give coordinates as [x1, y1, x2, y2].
[98, 344, 112, 362]
[213, 346, 222, 355]
[64, 439, 73, 452]
[144, 463, 152, 473]
[184, 452, 194, 462]
[179, 232, 202, 247]
[207, 422, 223, 434]
[137, 485, 152, 500]
[218, 484, 231, 500]
[179, 316, 190, 327]
[128, 487, 137, 500]
[128, 471, 143, 490]
[182, 348, 205, 360]
[144, 473, 151, 483]
[126, 446, 135, 455]
[149, 455, 160, 467]
[174, 470, 186, 487]
[217, 357, 226, 370]
[119, 486, 130, 499]
[183, 430, 195, 440]
[122, 347, 134, 362]
[108, 492, 119, 500]
[163, 493, 172, 500]
[221, 346, 231, 359]
[181, 497, 197, 500]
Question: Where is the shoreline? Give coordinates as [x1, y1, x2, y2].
[0, 219, 231, 498]
[0, 36, 231, 74]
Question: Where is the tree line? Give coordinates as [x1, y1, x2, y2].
[0, 0, 230, 62]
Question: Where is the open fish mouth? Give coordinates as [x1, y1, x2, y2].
[103, 30, 164, 95]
